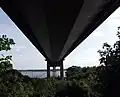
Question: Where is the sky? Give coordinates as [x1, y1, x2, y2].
[0, 7, 120, 69]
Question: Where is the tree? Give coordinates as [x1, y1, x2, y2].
[97, 27, 120, 97]
[0, 35, 15, 74]
[66, 66, 82, 80]
[98, 27, 120, 67]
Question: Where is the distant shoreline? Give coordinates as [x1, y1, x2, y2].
[18, 69, 67, 78]
[18, 69, 67, 72]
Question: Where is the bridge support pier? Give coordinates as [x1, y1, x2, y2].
[60, 61, 64, 80]
[53, 66, 56, 77]
[47, 61, 50, 78]
[46, 59, 64, 79]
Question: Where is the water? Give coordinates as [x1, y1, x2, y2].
[18, 70, 66, 78]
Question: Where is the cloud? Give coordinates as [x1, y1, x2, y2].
[13, 45, 26, 52]
[16, 49, 20, 52]
[16, 46, 26, 49]
[109, 7, 120, 19]
[19, 55, 23, 57]
[91, 31, 102, 37]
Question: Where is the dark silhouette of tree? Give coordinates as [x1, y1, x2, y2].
[0, 35, 15, 74]
[97, 27, 120, 97]
[66, 66, 82, 80]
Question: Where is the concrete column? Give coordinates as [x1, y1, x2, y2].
[60, 61, 64, 79]
[53, 66, 56, 77]
[47, 61, 50, 78]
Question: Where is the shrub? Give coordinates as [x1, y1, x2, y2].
[0, 69, 34, 97]
[32, 77, 57, 97]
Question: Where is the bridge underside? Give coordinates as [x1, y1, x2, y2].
[0, 0, 120, 78]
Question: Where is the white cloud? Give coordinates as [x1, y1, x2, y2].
[91, 31, 103, 37]
[15, 48, 21, 52]
[13, 45, 26, 52]
[14, 45, 26, 49]
[19, 55, 23, 57]
[110, 7, 120, 19]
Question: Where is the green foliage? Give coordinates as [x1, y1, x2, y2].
[62, 27, 120, 97]
[0, 70, 34, 97]
[67, 80, 90, 97]
[1, 27, 120, 97]
[0, 35, 15, 51]
[0, 55, 13, 74]
[0, 35, 15, 74]
[0, 35, 30, 97]
[66, 66, 82, 80]
[32, 77, 57, 97]
[55, 80, 91, 97]
[98, 27, 120, 66]
[96, 27, 120, 97]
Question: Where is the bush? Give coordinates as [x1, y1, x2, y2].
[55, 80, 91, 97]
[32, 77, 57, 97]
[0, 69, 34, 97]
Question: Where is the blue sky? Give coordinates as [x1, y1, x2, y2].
[0, 7, 120, 69]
